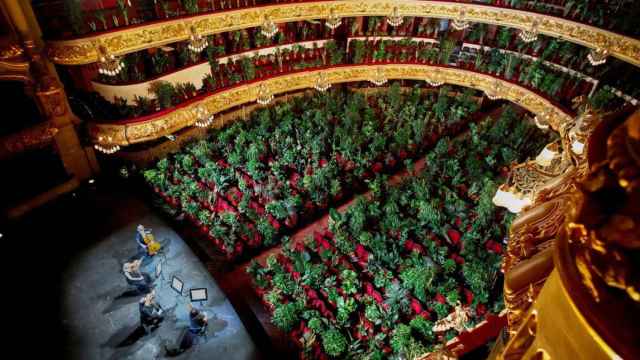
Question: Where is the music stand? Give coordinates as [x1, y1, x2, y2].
[171, 276, 184, 295]
[190, 288, 208, 305]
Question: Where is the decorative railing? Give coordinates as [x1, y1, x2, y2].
[46, 1, 640, 67]
[89, 63, 573, 147]
[92, 39, 331, 102]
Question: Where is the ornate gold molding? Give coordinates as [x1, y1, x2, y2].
[0, 121, 58, 159]
[46, 1, 640, 67]
[89, 64, 572, 146]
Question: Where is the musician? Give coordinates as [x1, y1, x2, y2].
[123, 259, 152, 294]
[139, 290, 164, 332]
[188, 304, 208, 335]
[135, 224, 149, 258]
[164, 304, 209, 356]
[136, 224, 161, 258]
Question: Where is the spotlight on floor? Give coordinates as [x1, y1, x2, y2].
[88, 179, 95, 184]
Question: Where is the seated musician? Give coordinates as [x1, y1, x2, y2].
[136, 224, 161, 257]
[139, 290, 164, 332]
[164, 304, 209, 356]
[188, 304, 208, 335]
[123, 259, 152, 294]
[135, 225, 149, 258]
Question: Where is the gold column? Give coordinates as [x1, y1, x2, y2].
[1, 0, 96, 180]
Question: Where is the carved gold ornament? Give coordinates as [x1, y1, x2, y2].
[89, 64, 573, 146]
[0, 43, 24, 60]
[46, 1, 640, 67]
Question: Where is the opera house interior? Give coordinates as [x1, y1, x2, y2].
[1, 1, 639, 359]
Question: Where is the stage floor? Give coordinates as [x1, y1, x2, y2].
[60, 211, 258, 359]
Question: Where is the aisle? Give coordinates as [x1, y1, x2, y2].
[215, 157, 428, 357]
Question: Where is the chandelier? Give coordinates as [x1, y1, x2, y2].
[484, 81, 502, 100]
[257, 83, 274, 105]
[450, 9, 470, 31]
[94, 135, 120, 154]
[587, 47, 609, 66]
[386, 7, 403, 27]
[534, 110, 551, 130]
[193, 105, 214, 127]
[98, 53, 124, 77]
[187, 27, 208, 53]
[518, 20, 539, 43]
[369, 67, 388, 86]
[313, 72, 331, 92]
[426, 70, 444, 87]
[325, 9, 342, 30]
[260, 15, 278, 38]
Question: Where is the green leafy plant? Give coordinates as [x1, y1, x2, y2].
[321, 328, 347, 357]
[272, 301, 302, 332]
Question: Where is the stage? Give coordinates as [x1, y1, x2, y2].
[59, 210, 258, 359]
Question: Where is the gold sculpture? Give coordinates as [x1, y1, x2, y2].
[432, 302, 471, 333]
[498, 109, 640, 359]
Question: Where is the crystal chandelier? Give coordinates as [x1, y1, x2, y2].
[98, 53, 124, 77]
[94, 135, 120, 154]
[260, 15, 278, 38]
[518, 20, 539, 43]
[313, 72, 331, 92]
[193, 105, 214, 127]
[256, 83, 274, 105]
[426, 78, 444, 87]
[325, 9, 342, 30]
[450, 9, 470, 31]
[534, 110, 551, 130]
[369, 67, 388, 86]
[386, 7, 403, 27]
[187, 27, 208, 53]
[587, 47, 609, 66]
[484, 81, 502, 100]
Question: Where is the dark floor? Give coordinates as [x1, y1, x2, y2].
[2, 177, 258, 359]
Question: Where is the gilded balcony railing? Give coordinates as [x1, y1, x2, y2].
[88, 63, 574, 147]
[45, 1, 640, 67]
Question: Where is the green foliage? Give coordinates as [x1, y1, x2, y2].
[409, 316, 434, 341]
[400, 263, 435, 302]
[390, 324, 427, 359]
[64, 0, 84, 35]
[322, 328, 347, 357]
[272, 301, 302, 332]
[149, 81, 175, 109]
[340, 269, 360, 295]
[336, 296, 357, 325]
[589, 86, 617, 111]
[462, 259, 495, 304]
[384, 281, 410, 314]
